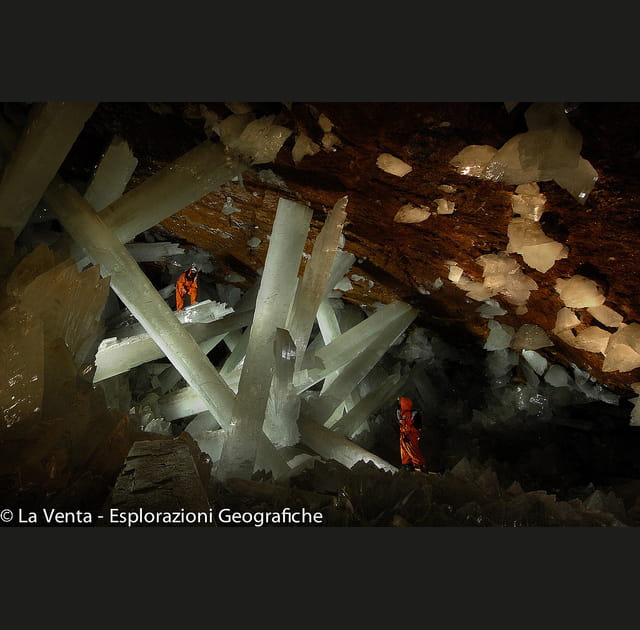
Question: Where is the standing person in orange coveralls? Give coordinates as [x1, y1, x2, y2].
[175, 264, 199, 311]
[397, 396, 427, 472]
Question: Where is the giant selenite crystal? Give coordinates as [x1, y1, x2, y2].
[0, 102, 97, 239]
[216, 198, 313, 480]
[286, 195, 348, 370]
[44, 177, 237, 429]
[83, 135, 139, 211]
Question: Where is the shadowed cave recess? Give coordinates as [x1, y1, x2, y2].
[1, 101, 640, 527]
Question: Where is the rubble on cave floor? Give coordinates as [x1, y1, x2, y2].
[207, 457, 638, 527]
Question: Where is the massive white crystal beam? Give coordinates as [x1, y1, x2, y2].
[216, 198, 313, 480]
[94, 309, 253, 382]
[298, 414, 397, 473]
[159, 386, 215, 423]
[0, 102, 97, 239]
[83, 135, 139, 211]
[124, 242, 186, 262]
[98, 140, 249, 245]
[294, 300, 416, 393]
[286, 196, 348, 369]
[329, 370, 407, 437]
[263, 328, 301, 448]
[43, 177, 236, 428]
[307, 303, 418, 424]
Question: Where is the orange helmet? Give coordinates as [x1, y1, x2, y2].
[398, 397, 413, 412]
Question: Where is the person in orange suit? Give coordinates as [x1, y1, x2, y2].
[175, 264, 199, 311]
[397, 396, 427, 472]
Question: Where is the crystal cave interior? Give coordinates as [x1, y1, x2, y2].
[1, 101, 640, 527]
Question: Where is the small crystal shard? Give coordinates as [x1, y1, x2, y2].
[449, 145, 497, 177]
[553, 307, 581, 334]
[544, 364, 569, 387]
[435, 198, 455, 214]
[511, 184, 547, 221]
[572, 326, 611, 355]
[587, 304, 624, 329]
[393, 204, 430, 223]
[292, 133, 320, 164]
[507, 217, 568, 272]
[555, 275, 606, 308]
[376, 153, 412, 177]
[484, 320, 515, 351]
[511, 324, 553, 351]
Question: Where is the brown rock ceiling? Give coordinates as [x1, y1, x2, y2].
[62, 101, 640, 400]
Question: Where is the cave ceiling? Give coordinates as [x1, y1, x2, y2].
[54, 101, 640, 400]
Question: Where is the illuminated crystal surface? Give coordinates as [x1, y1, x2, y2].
[216, 198, 312, 480]
[286, 196, 348, 369]
[587, 305, 624, 329]
[376, 153, 412, 177]
[394, 204, 430, 223]
[510, 324, 553, 351]
[507, 217, 568, 273]
[555, 275, 606, 308]
[0, 102, 96, 239]
[44, 177, 236, 429]
[83, 135, 138, 211]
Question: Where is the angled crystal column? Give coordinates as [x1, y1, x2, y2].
[216, 198, 313, 480]
[295, 300, 415, 393]
[286, 196, 348, 369]
[124, 242, 186, 262]
[99, 141, 249, 245]
[94, 309, 253, 382]
[306, 302, 418, 423]
[159, 386, 213, 423]
[330, 371, 407, 437]
[83, 135, 139, 211]
[298, 414, 397, 473]
[44, 177, 236, 428]
[0, 102, 97, 239]
[263, 328, 301, 447]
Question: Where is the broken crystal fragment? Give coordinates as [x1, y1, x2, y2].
[477, 299, 507, 319]
[511, 183, 546, 221]
[511, 324, 553, 351]
[484, 320, 515, 351]
[602, 343, 640, 373]
[507, 217, 567, 273]
[435, 198, 455, 215]
[587, 304, 624, 329]
[376, 153, 412, 177]
[555, 275, 606, 308]
[292, 133, 321, 164]
[450, 145, 497, 177]
[553, 307, 581, 334]
[393, 203, 430, 223]
[544, 364, 570, 387]
[602, 324, 640, 372]
[226, 115, 292, 165]
[318, 113, 333, 132]
[522, 350, 548, 376]
[572, 326, 611, 355]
